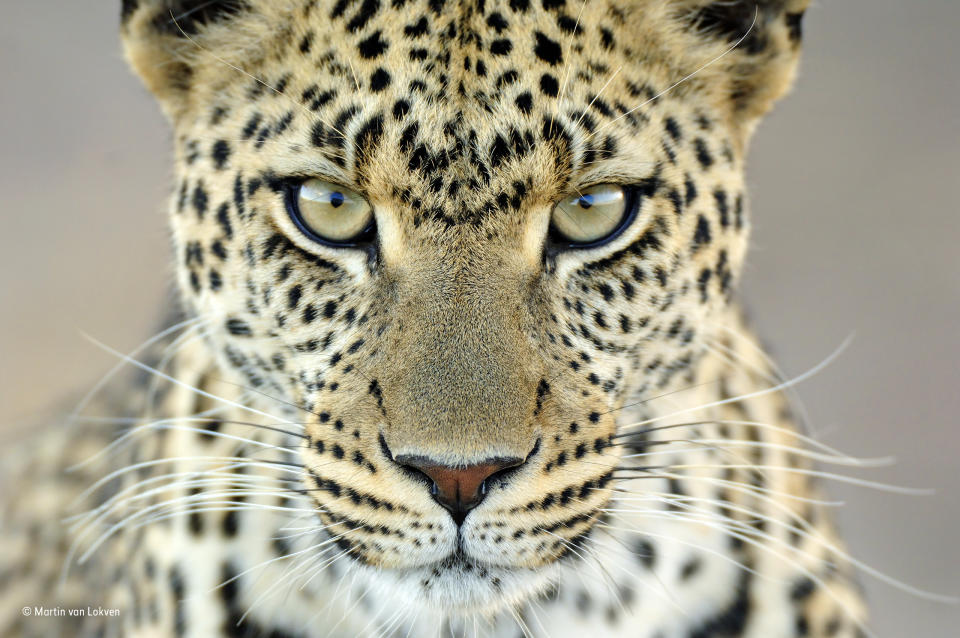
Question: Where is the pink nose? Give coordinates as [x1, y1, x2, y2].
[395, 456, 523, 523]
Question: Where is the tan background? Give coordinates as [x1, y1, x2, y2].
[1, 1, 957, 634]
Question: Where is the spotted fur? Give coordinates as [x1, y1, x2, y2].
[1, 1, 870, 636]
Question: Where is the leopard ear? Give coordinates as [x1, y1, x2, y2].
[674, 0, 810, 123]
[120, 1, 255, 115]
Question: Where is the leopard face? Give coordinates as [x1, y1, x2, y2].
[122, 0, 807, 614]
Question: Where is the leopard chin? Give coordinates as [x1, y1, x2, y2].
[359, 554, 560, 615]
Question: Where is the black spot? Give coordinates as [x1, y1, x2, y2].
[393, 99, 410, 119]
[211, 240, 227, 260]
[489, 135, 510, 169]
[487, 11, 508, 31]
[557, 15, 580, 34]
[533, 32, 563, 66]
[664, 117, 682, 141]
[241, 113, 262, 140]
[169, 566, 186, 636]
[399, 122, 419, 153]
[192, 183, 208, 218]
[599, 27, 615, 50]
[208, 269, 222, 291]
[356, 114, 385, 160]
[225, 318, 252, 336]
[692, 214, 711, 251]
[299, 31, 314, 54]
[694, 138, 714, 169]
[222, 510, 238, 537]
[685, 176, 698, 205]
[689, 568, 751, 638]
[597, 283, 615, 301]
[308, 89, 337, 111]
[697, 268, 713, 302]
[540, 73, 559, 96]
[358, 30, 389, 58]
[490, 39, 512, 55]
[790, 577, 816, 601]
[514, 91, 533, 114]
[287, 285, 302, 310]
[310, 121, 327, 147]
[680, 556, 702, 580]
[714, 189, 730, 228]
[370, 68, 391, 91]
[211, 140, 230, 169]
[404, 16, 429, 37]
[347, 0, 381, 32]
[633, 537, 656, 569]
[216, 203, 233, 239]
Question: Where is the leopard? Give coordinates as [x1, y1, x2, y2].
[0, 0, 875, 636]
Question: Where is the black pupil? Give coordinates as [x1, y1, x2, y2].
[578, 194, 594, 209]
[329, 191, 345, 208]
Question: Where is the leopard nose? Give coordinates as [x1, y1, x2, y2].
[394, 456, 524, 524]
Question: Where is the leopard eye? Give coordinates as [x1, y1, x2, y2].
[287, 178, 374, 245]
[550, 184, 634, 247]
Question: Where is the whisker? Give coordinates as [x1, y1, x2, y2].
[613, 463, 932, 495]
[610, 491, 958, 604]
[80, 333, 299, 428]
[616, 437, 892, 468]
[614, 419, 870, 462]
[68, 316, 204, 427]
[616, 335, 854, 433]
[70, 454, 303, 508]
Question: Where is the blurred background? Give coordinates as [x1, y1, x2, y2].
[0, 1, 957, 634]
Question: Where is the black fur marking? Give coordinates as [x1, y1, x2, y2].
[688, 567, 752, 638]
[533, 32, 563, 66]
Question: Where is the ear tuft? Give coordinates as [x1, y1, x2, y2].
[139, 1, 249, 37]
[120, 1, 254, 116]
[121, 0, 140, 22]
[676, 0, 811, 123]
[695, 1, 783, 54]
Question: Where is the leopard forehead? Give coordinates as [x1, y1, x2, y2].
[120, 0, 808, 603]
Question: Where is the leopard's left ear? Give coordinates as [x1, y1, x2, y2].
[674, 0, 810, 123]
[120, 1, 261, 118]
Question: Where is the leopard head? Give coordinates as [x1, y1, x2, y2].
[122, 0, 807, 613]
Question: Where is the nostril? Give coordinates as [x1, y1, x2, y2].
[381, 436, 540, 524]
[392, 455, 524, 523]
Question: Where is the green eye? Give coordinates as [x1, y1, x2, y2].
[288, 178, 374, 245]
[551, 184, 633, 246]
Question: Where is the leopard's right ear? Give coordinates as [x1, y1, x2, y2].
[120, 1, 257, 116]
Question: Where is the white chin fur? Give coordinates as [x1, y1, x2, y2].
[354, 559, 559, 616]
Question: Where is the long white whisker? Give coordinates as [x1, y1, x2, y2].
[67, 316, 204, 427]
[617, 335, 853, 432]
[79, 333, 299, 427]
